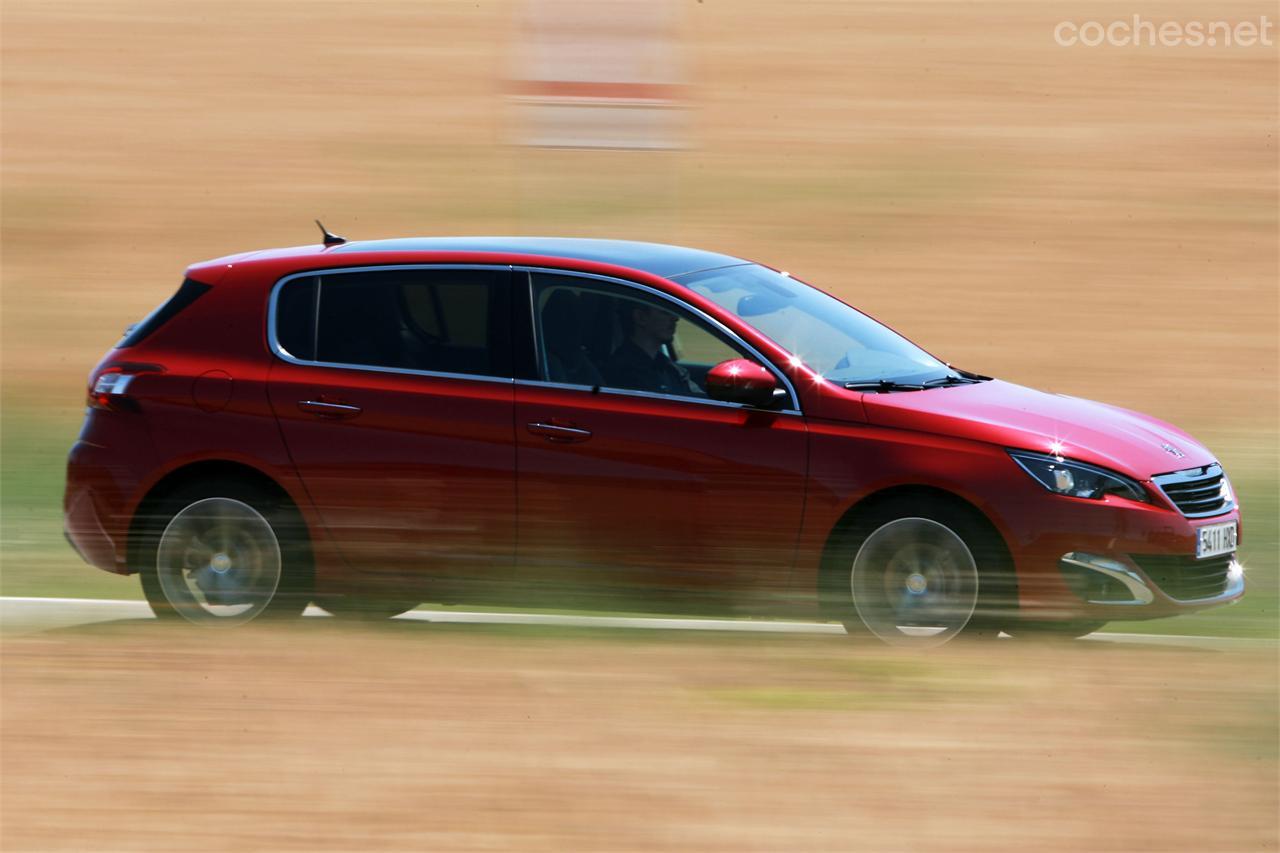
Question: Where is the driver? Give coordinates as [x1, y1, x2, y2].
[605, 301, 704, 397]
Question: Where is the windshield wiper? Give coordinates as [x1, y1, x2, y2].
[922, 373, 981, 387]
[847, 371, 992, 393]
[844, 380, 926, 393]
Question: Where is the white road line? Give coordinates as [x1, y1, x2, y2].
[401, 609, 850, 634]
[0, 596, 1270, 649]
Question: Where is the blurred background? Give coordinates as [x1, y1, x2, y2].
[2, 1, 1277, 849]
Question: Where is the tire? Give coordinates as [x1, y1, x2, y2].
[1004, 620, 1106, 640]
[138, 478, 312, 626]
[316, 595, 419, 621]
[829, 497, 1015, 648]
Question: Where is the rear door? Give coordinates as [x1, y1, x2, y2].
[267, 265, 518, 595]
[514, 270, 809, 612]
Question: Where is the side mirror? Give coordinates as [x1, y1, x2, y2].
[706, 359, 780, 408]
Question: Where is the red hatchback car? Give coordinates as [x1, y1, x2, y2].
[64, 236, 1244, 644]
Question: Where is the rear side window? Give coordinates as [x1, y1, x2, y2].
[118, 278, 212, 348]
[273, 268, 511, 379]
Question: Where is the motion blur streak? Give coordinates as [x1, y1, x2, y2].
[2, 622, 1277, 851]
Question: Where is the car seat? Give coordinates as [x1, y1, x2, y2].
[541, 289, 604, 386]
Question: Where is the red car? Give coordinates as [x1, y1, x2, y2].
[64, 234, 1244, 644]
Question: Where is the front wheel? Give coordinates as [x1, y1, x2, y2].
[139, 480, 312, 626]
[832, 498, 1013, 648]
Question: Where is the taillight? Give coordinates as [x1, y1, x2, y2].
[88, 363, 162, 410]
[89, 371, 131, 409]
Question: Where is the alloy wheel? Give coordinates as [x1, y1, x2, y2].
[155, 497, 283, 625]
[850, 517, 979, 647]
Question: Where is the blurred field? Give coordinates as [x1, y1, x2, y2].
[3, 0, 1277, 635]
[2, 621, 1277, 851]
[5, 5, 1277, 850]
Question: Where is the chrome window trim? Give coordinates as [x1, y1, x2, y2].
[518, 266, 803, 415]
[513, 378, 803, 416]
[267, 264, 517, 386]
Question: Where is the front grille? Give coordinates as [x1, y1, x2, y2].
[1131, 553, 1234, 601]
[1152, 463, 1230, 517]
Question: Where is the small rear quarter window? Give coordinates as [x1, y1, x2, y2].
[274, 277, 318, 361]
[118, 278, 211, 348]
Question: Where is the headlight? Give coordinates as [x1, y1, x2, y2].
[1008, 450, 1149, 503]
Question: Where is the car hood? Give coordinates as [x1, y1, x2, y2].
[860, 379, 1213, 479]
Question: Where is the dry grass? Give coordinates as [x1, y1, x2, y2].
[2, 622, 1277, 852]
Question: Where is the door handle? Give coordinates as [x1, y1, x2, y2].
[527, 421, 592, 443]
[298, 399, 362, 419]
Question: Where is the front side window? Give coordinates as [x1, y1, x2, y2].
[532, 273, 764, 402]
[674, 264, 948, 385]
[274, 268, 511, 378]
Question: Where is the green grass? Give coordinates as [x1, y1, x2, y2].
[3, 401, 1275, 638]
[0, 400, 144, 600]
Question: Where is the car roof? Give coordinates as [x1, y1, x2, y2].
[327, 237, 747, 279]
[193, 237, 748, 281]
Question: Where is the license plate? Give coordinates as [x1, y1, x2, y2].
[1196, 521, 1237, 559]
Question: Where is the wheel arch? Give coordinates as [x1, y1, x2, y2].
[125, 459, 302, 571]
[816, 484, 1018, 621]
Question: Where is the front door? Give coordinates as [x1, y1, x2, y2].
[514, 271, 809, 613]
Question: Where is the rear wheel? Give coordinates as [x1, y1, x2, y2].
[829, 497, 1014, 648]
[139, 480, 312, 625]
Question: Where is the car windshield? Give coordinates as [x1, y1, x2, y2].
[673, 264, 950, 384]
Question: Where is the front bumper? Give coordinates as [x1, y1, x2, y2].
[999, 488, 1244, 622]
[1055, 549, 1243, 614]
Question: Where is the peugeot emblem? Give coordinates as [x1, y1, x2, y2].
[1161, 442, 1185, 458]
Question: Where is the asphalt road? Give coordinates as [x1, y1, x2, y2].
[0, 596, 1268, 650]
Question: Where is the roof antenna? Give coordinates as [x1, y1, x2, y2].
[315, 219, 346, 247]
